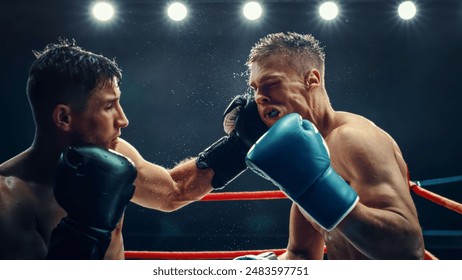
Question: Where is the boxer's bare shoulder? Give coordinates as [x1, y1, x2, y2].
[0, 174, 51, 259]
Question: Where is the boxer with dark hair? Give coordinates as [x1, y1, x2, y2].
[0, 39, 265, 259]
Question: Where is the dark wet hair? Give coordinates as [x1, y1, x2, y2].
[26, 38, 122, 125]
[247, 32, 325, 76]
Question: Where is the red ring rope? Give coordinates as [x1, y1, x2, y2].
[201, 190, 287, 201]
[125, 248, 437, 260]
[409, 183, 462, 214]
[125, 249, 287, 260]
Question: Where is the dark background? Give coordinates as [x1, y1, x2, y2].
[1, 0, 461, 259]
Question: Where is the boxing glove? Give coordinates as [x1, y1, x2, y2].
[223, 94, 267, 147]
[196, 94, 267, 189]
[246, 113, 358, 231]
[47, 146, 137, 259]
[234, 252, 278, 260]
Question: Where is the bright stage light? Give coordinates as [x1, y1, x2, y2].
[243, 2, 262, 21]
[92, 2, 114, 22]
[319, 2, 339, 21]
[168, 2, 188, 21]
[398, 1, 417, 20]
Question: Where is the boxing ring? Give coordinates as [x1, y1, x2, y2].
[125, 175, 462, 260]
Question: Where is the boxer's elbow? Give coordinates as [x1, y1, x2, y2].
[403, 232, 425, 260]
[376, 225, 425, 260]
[392, 242, 424, 260]
[398, 222, 425, 260]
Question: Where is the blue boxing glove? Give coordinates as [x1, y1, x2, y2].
[246, 113, 358, 231]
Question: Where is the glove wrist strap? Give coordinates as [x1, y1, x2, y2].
[196, 132, 248, 189]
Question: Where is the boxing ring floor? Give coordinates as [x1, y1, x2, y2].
[124, 175, 462, 260]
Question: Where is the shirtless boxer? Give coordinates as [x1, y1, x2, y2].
[233, 32, 424, 259]
[0, 39, 265, 259]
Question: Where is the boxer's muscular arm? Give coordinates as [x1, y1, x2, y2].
[116, 95, 266, 212]
[328, 126, 424, 259]
[116, 138, 213, 212]
[280, 203, 324, 260]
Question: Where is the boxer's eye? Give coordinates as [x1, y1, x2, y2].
[265, 109, 279, 119]
[105, 102, 114, 110]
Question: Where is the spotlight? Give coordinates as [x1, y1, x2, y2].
[398, 1, 417, 20]
[92, 2, 114, 22]
[243, 1, 262, 21]
[319, 2, 339, 21]
[168, 2, 188, 21]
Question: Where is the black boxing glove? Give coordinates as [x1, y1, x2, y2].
[47, 146, 137, 259]
[223, 94, 268, 147]
[196, 94, 267, 189]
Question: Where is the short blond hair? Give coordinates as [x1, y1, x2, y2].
[247, 32, 325, 77]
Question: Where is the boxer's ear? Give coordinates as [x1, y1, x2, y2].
[53, 104, 72, 132]
[304, 69, 321, 88]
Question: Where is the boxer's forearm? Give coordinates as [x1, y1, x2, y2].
[130, 158, 213, 211]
